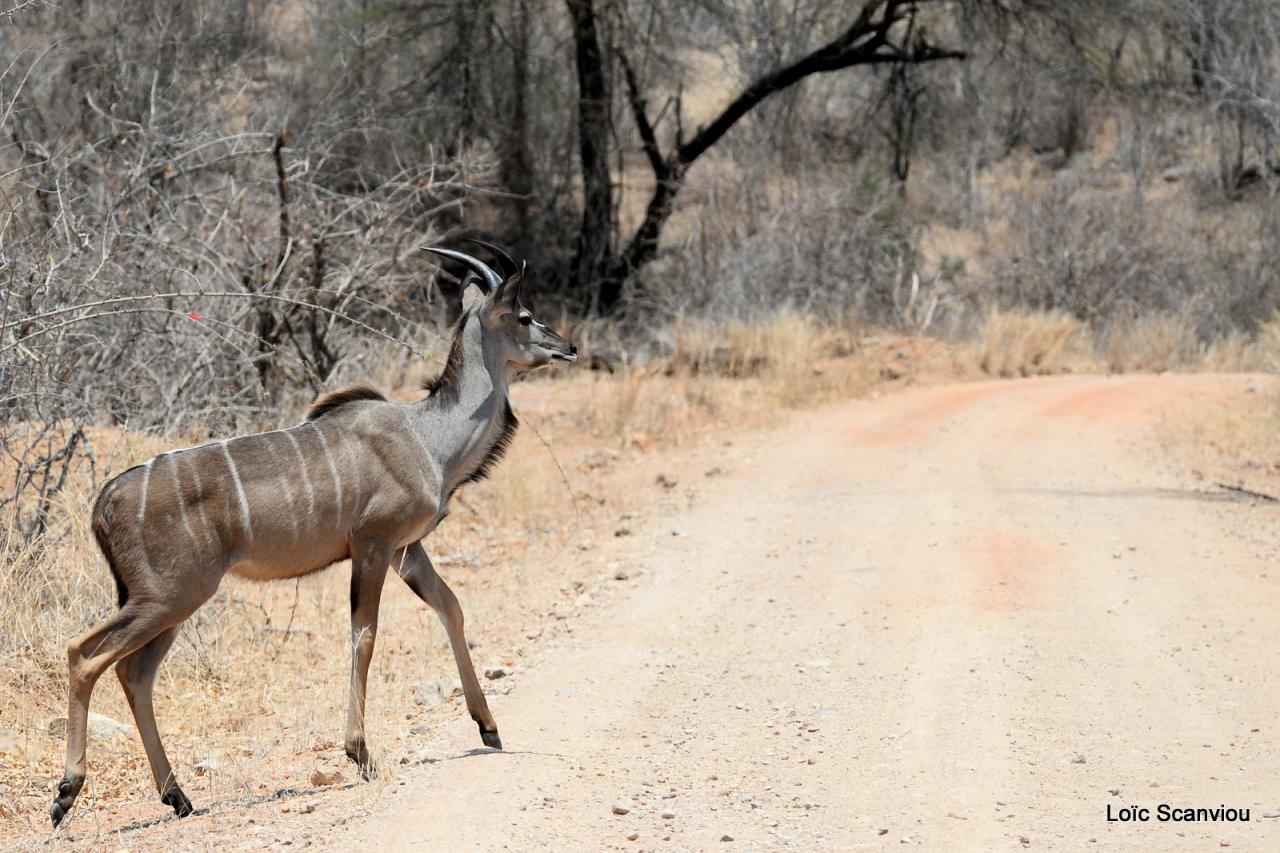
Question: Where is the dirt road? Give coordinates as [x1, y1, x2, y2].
[278, 374, 1277, 851]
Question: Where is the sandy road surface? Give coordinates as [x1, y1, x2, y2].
[276, 374, 1279, 852]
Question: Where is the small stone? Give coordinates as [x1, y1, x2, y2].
[194, 757, 221, 776]
[612, 800, 632, 815]
[1263, 811, 1280, 818]
[412, 678, 450, 707]
[662, 810, 675, 820]
[1071, 755, 1086, 764]
[614, 567, 631, 581]
[615, 526, 633, 537]
[45, 712, 133, 743]
[578, 540, 596, 551]
[301, 801, 318, 814]
[485, 666, 512, 680]
[626, 832, 639, 841]
[721, 834, 734, 842]
[310, 768, 344, 787]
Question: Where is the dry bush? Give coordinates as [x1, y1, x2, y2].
[1199, 313, 1280, 372]
[581, 312, 872, 447]
[972, 309, 1093, 377]
[1252, 314, 1280, 372]
[969, 306, 1280, 378]
[1101, 313, 1202, 373]
[1200, 332, 1260, 372]
[641, 160, 915, 325]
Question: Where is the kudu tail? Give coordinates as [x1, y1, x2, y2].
[91, 481, 129, 608]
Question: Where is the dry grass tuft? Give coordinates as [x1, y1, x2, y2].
[1101, 313, 1201, 374]
[1251, 314, 1280, 372]
[971, 308, 1280, 377]
[582, 312, 873, 447]
[972, 309, 1093, 377]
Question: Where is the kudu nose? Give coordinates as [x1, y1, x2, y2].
[570, 344, 578, 356]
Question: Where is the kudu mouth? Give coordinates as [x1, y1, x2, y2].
[551, 346, 578, 363]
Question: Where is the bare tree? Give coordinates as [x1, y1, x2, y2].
[567, 0, 968, 312]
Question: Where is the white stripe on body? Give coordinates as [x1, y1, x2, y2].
[310, 423, 344, 515]
[219, 441, 253, 537]
[188, 456, 211, 540]
[284, 429, 317, 518]
[166, 454, 198, 544]
[136, 458, 154, 521]
[269, 432, 301, 540]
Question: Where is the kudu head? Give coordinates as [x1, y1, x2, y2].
[426, 242, 577, 370]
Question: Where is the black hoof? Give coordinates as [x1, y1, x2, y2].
[345, 742, 376, 780]
[162, 787, 194, 818]
[480, 726, 502, 750]
[50, 776, 82, 827]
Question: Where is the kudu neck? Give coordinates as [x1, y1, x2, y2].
[412, 309, 514, 488]
[453, 309, 509, 399]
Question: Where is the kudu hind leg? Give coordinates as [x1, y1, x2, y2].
[51, 605, 170, 827]
[396, 543, 501, 750]
[344, 540, 392, 777]
[115, 625, 191, 817]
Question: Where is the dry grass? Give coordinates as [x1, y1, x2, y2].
[970, 309, 1280, 377]
[1100, 313, 1201, 374]
[971, 309, 1095, 377]
[581, 312, 874, 447]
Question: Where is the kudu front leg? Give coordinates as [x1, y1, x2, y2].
[344, 539, 392, 778]
[395, 542, 501, 749]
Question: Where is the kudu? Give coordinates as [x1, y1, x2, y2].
[50, 245, 576, 826]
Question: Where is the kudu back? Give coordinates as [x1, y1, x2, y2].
[50, 246, 576, 826]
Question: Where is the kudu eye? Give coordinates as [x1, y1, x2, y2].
[518, 311, 532, 326]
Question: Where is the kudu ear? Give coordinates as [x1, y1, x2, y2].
[493, 268, 524, 309]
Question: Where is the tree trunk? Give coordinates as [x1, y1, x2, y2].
[565, 0, 617, 312]
[502, 0, 534, 262]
